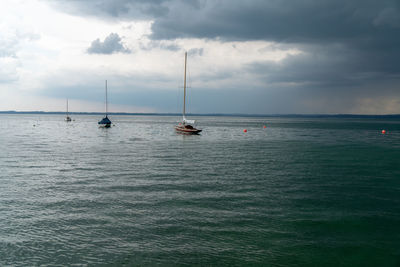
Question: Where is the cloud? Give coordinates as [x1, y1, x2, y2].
[0, 39, 17, 58]
[23, 0, 400, 114]
[146, 0, 400, 87]
[188, 48, 203, 56]
[87, 33, 130, 54]
[0, 57, 19, 83]
[139, 40, 181, 51]
[49, 1, 400, 79]
[373, 8, 400, 28]
[0, 26, 39, 58]
[49, 0, 400, 42]
[45, 0, 170, 21]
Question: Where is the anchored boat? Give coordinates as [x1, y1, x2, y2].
[98, 80, 112, 128]
[175, 52, 202, 134]
[65, 99, 72, 122]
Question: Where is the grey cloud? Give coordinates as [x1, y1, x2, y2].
[0, 41, 17, 58]
[46, 0, 400, 113]
[148, 1, 397, 41]
[146, 0, 400, 82]
[49, 1, 400, 68]
[46, 0, 170, 20]
[373, 8, 400, 28]
[155, 0, 400, 90]
[159, 43, 180, 51]
[188, 48, 203, 56]
[139, 40, 181, 51]
[45, 0, 400, 50]
[138, 41, 203, 54]
[87, 33, 130, 54]
[249, 45, 366, 87]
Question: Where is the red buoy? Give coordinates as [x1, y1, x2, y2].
[381, 129, 386, 134]
[243, 129, 247, 133]
[263, 125, 266, 128]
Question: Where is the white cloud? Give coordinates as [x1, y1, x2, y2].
[87, 33, 131, 54]
[0, 57, 20, 83]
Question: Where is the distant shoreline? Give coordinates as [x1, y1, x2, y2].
[0, 110, 399, 118]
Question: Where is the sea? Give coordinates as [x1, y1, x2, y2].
[0, 114, 399, 266]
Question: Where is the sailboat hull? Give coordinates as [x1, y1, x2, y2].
[175, 125, 202, 134]
[98, 116, 112, 128]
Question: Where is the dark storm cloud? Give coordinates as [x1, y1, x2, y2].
[47, 0, 400, 113]
[87, 33, 130, 54]
[58, 0, 398, 47]
[248, 44, 374, 88]
[146, 0, 400, 85]
[248, 41, 400, 92]
[50, 0, 400, 70]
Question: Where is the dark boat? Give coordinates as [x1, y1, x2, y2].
[98, 80, 112, 128]
[98, 116, 111, 128]
[175, 52, 202, 134]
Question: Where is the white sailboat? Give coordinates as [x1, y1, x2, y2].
[65, 99, 72, 122]
[98, 80, 112, 128]
[175, 52, 202, 134]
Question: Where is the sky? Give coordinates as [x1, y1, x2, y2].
[0, 0, 399, 114]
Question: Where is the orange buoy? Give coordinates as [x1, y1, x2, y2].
[263, 125, 266, 128]
[243, 129, 247, 133]
[381, 129, 386, 134]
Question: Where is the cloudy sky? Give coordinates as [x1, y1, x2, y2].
[0, 0, 399, 114]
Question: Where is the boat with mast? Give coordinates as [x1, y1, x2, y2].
[65, 99, 72, 122]
[175, 52, 202, 134]
[98, 80, 112, 128]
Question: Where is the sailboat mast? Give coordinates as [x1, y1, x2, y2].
[66, 99, 69, 117]
[105, 80, 108, 116]
[183, 52, 187, 118]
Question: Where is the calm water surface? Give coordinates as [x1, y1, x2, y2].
[0, 114, 399, 266]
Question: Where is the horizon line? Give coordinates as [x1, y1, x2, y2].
[1, 110, 400, 118]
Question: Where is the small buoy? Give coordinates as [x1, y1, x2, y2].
[263, 125, 266, 128]
[381, 129, 386, 134]
[243, 129, 247, 133]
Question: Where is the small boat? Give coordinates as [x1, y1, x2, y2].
[98, 80, 112, 128]
[65, 99, 72, 122]
[175, 52, 202, 134]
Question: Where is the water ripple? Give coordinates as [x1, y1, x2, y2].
[0, 115, 399, 266]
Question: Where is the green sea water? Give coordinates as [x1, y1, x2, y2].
[0, 114, 399, 266]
